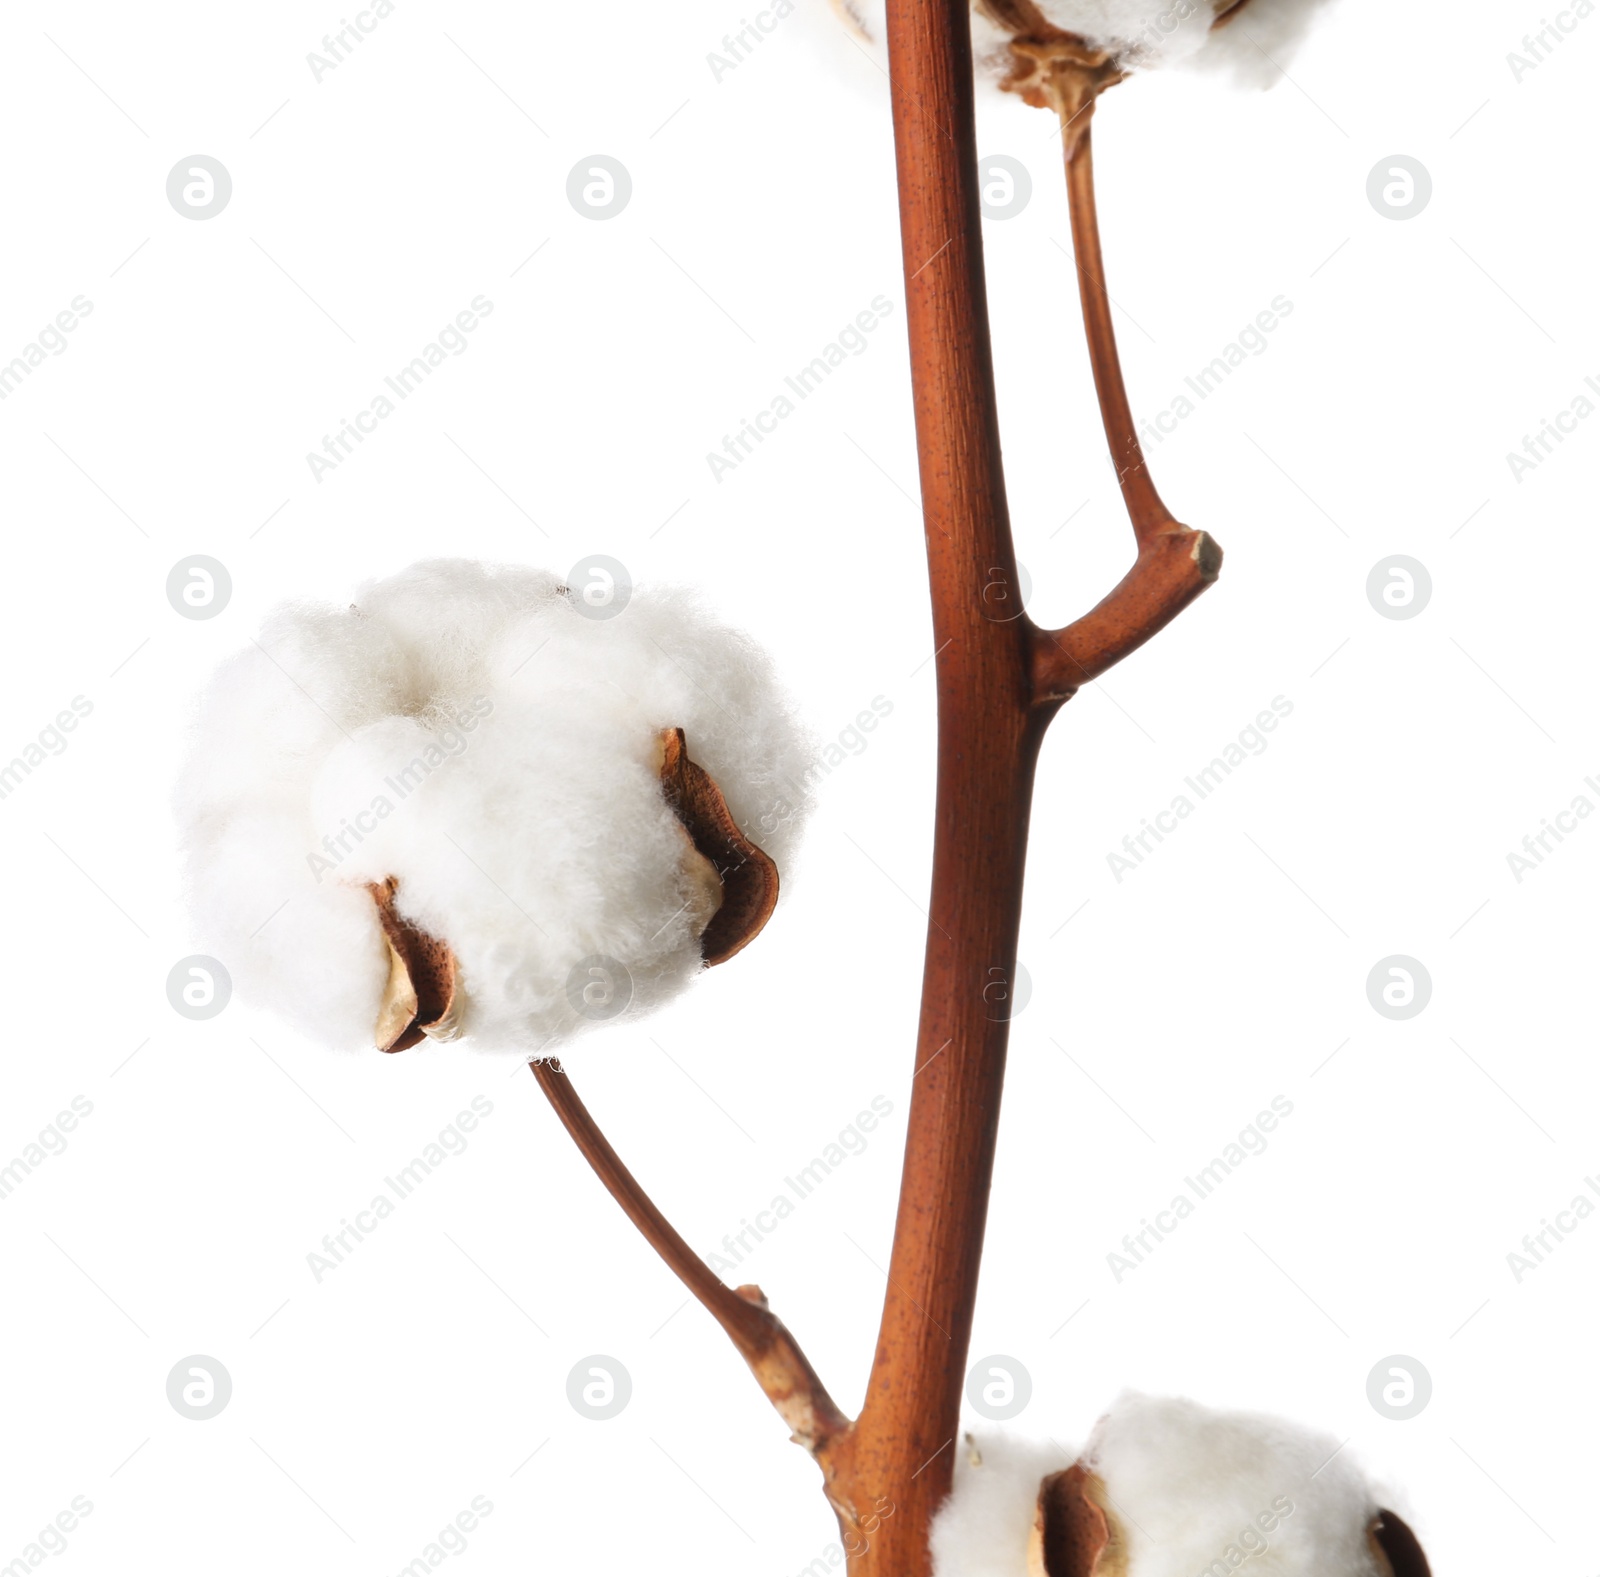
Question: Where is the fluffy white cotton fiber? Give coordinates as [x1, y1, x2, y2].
[832, 0, 1331, 80]
[175, 559, 813, 1054]
[1187, 0, 1340, 87]
[1084, 1393, 1385, 1576]
[931, 1433, 1076, 1577]
[1030, 0, 1221, 69]
[931, 1394, 1392, 1577]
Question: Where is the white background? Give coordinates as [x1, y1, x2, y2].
[0, 0, 1594, 1572]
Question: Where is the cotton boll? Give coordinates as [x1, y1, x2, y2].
[1026, 0, 1333, 78]
[176, 609, 408, 1050]
[932, 1398, 1410, 1577]
[352, 557, 561, 714]
[829, 0, 1329, 83]
[1186, 0, 1337, 86]
[174, 560, 813, 1054]
[1085, 1392, 1385, 1577]
[491, 586, 813, 873]
[931, 1433, 1076, 1577]
[1030, 0, 1220, 68]
[189, 812, 388, 1052]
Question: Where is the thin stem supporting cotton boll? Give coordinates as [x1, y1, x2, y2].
[1060, 123, 1167, 539]
[528, 1060, 850, 1462]
[1016, 43, 1223, 697]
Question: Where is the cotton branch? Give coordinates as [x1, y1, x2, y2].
[527, 1060, 849, 1458]
[1020, 54, 1221, 701]
[1028, 523, 1221, 699]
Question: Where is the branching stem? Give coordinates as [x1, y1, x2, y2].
[1028, 89, 1220, 700]
[527, 8, 1222, 1573]
[527, 1060, 849, 1462]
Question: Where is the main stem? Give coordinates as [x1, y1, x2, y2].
[829, 2, 1048, 1570]
[525, 5, 1220, 1571]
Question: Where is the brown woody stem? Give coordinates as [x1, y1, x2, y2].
[527, 1059, 849, 1462]
[528, 7, 1219, 1571]
[1028, 96, 1220, 700]
[1064, 121, 1168, 539]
